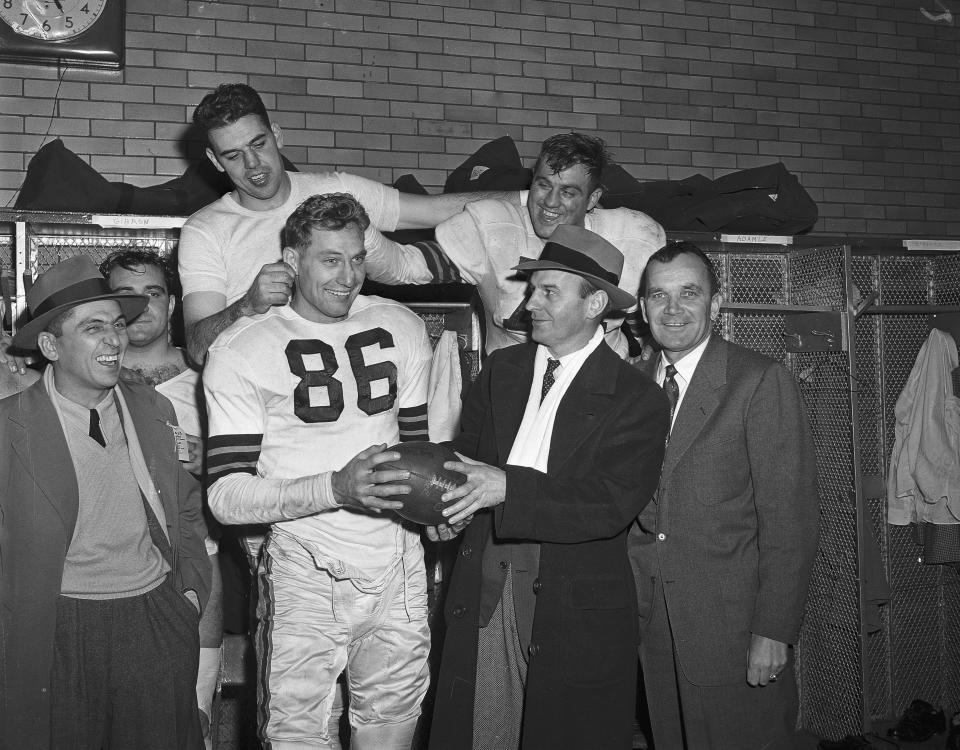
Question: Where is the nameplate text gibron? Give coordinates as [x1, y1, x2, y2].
[91, 215, 187, 230]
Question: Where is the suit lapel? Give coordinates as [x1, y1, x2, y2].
[121, 381, 169, 472]
[491, 345, 536, 462]
[118, 382, 179, 538]
[549, 345, 618, 472]
[9, 379, 79, 529]
[661, 337, 727, 479]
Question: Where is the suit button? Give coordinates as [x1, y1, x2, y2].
[461, 546, 472, 557]
[532, 578, 541, 594]
[452, 605, 466, 618]
[657, 533, 666, 541]
[528, 643, 541, 657]
[499, 560, 508, 569]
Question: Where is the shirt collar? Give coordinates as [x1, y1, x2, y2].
[658, 334, 711, 384]
[538, 326, 605, 369]
[49, 376, 113, 420]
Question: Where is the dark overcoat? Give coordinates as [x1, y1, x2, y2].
[429, 341, 670, 750]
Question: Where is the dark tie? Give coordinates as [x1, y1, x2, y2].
[89, 408, 106, 447]
[662, 364, 679, 421]
[541, 358, 561, 403]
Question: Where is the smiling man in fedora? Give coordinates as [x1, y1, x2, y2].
[426, 224, 671, 750]
[0, 255, 212, 750]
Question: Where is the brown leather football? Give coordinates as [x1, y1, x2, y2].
[382, 441, 467, 525]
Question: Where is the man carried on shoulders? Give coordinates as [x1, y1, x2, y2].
[365, 132, 666, 356]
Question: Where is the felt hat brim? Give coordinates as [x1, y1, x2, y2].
[12, 293, 148, 350]
[513, 257, 637, 311]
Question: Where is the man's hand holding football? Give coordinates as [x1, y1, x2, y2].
[440, 454, 506, 526]
[332, 444, 410, 513]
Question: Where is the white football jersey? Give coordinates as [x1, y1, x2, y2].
[204, 296, 431, 572]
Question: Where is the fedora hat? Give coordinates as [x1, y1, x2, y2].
[12, 255, 149, 350]
[512, 224, 637, 310]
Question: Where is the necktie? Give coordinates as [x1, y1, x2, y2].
[89, 408, 106, 447]
[541, 358, 561, 403]
[663, 364, 679, 421]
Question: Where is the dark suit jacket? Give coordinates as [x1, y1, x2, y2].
[630, 336, 819, 685]
[0, 378, 212, 750]
[429, 341, 670, 750]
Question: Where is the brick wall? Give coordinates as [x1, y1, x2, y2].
[1, 0, 958, 236]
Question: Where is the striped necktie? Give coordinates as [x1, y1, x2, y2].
[663, 364, 679, 422]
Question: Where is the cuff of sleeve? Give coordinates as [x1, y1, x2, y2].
[316, 472, 340, 510]
[179, 272, 226, 301]
[749, 619, 799, 646]
[495, 466, 536, 537]
[382, 185, 401, 232]
[276, 472, 339, 519]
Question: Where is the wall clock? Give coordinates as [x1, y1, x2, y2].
[0, 0, 124, 68]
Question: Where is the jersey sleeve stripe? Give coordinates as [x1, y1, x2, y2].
[398, 403, 429, 442]
[414, 240, 462, 284]
[398, 404, 427, 420]
[399, 425, 429, 442]
[207, 433, 263, 487]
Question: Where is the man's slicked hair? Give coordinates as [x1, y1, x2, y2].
[534, 132, 612, 194]
[282, 193, 371, 252]
[193, 83, 270, 139]
[99, 249, 177, 295]
[639, 240, 721, 298]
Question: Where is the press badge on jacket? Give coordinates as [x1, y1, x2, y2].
[170, 422, 190, 461]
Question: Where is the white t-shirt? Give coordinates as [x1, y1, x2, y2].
[203, 297, 431, 575]
[178, 171, 401, 305]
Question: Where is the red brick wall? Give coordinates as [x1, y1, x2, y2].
[1, 0, 958, 236]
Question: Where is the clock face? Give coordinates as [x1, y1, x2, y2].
[0, 0, 106, 40]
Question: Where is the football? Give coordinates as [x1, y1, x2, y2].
[382, 441, 467, 525]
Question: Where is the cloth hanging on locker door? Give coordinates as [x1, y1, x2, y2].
[427, 330, 463, 443]
[887, 328, 960, 529]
